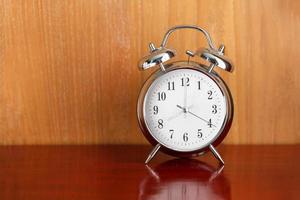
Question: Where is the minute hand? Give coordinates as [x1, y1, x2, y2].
[176, 105, 216, 128]
[187, 110, 216, 128]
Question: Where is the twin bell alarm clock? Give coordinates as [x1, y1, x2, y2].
[137, 25, 234, 164]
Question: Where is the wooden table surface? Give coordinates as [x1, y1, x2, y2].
[0, 145, 299, 200]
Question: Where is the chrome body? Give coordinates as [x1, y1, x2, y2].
[138, 47, 175, 70]
[196, 47, 234, 72]
[160, 25, 216, 50]
[137, 25, 234, 164]
[137, 62, 234, 159]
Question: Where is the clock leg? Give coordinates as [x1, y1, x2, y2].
[145, 144, 161, 164]
[209, 145, 225, 165]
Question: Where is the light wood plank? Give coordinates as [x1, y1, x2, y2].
[1, 0, 299, 144]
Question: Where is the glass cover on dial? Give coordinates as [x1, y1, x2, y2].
[143, 68, 227, 152]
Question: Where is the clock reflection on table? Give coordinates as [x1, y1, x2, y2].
[139, 159, 231, 200]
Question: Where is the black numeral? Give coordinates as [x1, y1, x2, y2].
[158, 92, 166, 101]
[198, 81, 201, 90]
[169, 129, 174, 139]
[181, 77, 190, 86]
[183, 132, 188, 142]
[153, 106, 158, 115]
[208, 90, 213, 100]
[197, 129, 203, 138]
[212, 105, 217, 114]
[168, 81, 175, 90]
[158, 119, 164, 129]
[208, 119, 212, 128]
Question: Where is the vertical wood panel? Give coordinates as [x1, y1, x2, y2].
[0, 0, 299, 144]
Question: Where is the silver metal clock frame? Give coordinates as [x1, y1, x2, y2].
[137, 25, 234, 165]
[137, 62, 233, 165]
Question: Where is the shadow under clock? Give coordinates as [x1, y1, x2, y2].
[139, 159, 231, 200]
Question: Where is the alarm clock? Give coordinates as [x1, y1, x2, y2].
[137, 25, 234, 164]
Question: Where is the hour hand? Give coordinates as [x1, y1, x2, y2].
[176, 105, 183, 109]
[176, 104, 187, 113]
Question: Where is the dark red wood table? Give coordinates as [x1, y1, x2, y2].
[0, 145, 299, 199]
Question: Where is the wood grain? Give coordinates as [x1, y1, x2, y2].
[1, 0, 300, 144]
[0, 145, 299, 199]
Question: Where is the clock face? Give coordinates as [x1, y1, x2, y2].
[143, 68, 227, 152]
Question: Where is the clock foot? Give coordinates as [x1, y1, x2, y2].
[145, 144, 161, 164]
[209, 145, 225, 165]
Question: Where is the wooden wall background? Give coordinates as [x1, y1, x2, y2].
[1, 0, 300, 145]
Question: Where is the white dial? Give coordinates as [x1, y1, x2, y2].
[143, 68, 227, 152]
